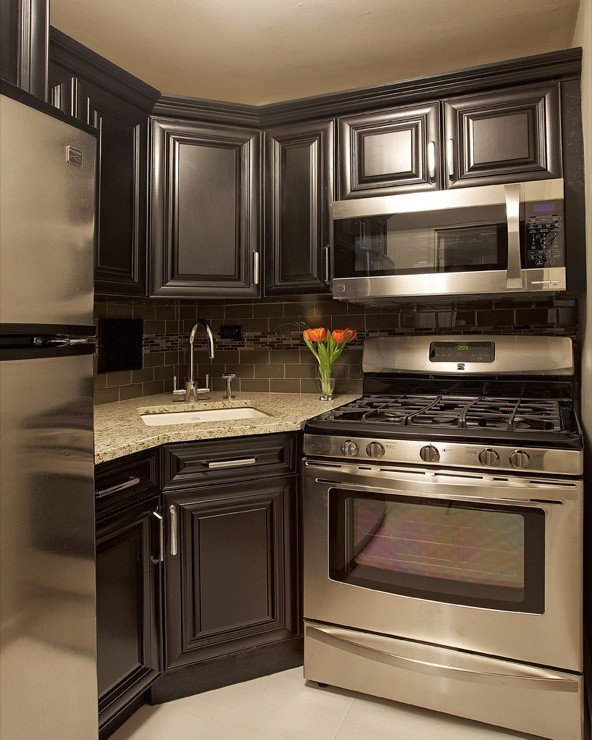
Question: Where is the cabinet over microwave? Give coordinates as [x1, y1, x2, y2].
[331, 179, 565, 302]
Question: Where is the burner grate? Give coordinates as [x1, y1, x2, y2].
[330, 394, 564, 432]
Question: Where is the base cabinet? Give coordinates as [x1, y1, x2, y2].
[164, 476, 299, 669]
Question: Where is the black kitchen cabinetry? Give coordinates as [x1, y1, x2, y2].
[265, 120, 334, 294]
[48, 29, 159, 297]
[149, 433, 301, 703]
[0, 0, 48, 98]
[338, 102, 441, 198]
[149, 117, 261, 298]
[95, 451, 162, 738]
[443, 83, 562, 188]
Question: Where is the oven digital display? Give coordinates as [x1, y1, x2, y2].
[429, 341, 495, 363]
[532, 202, 555, 213]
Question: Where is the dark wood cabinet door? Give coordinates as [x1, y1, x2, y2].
[78, 81, 149, 296]
[150, 118, 261, 298]
[265, 120, 333, 295]
[444, 83, 562, 188]
[96, 493, 162, 733]
[164, 476, 298, 669]
[338, 102, 441, 198]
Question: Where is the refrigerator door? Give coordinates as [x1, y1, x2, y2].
[0, 94, 96, 330]
[0, 348, 98, 739]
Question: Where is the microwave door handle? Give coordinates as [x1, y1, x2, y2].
[505, 183, 523, 289]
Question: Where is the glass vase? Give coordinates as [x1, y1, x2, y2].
[316, 367, 335, 401]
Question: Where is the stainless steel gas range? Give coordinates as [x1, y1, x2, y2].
[302, 335, 584, 740]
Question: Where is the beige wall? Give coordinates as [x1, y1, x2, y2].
[572, 0, 592, 448]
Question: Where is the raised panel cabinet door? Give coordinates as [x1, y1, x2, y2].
[0, 0, 48, 98]
[96, 494, 162, 733]
[78, 81, 149, 296]
[150, 118, 261, 298]
[338, 102, 441, 198]
[265, 120, 334, 295]
[444, 83, 562, 188]
[164, 477, 298, 669]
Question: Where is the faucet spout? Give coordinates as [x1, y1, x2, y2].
[188, 320, 215, 395]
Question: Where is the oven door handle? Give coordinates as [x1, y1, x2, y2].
[313, 476, 575, 506]
[505, 183, 523, 290]
[306, 625, 579, 693]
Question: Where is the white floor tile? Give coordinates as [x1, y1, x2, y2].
[336, 693, 529, 740]
[113, 668, 535, 740]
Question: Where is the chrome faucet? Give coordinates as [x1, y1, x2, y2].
[173, 319, 215, 401]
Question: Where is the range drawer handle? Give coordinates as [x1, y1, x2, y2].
[203, 457, 257, 469]
[96, 476, 141, 498]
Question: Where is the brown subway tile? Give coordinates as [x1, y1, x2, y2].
[284, 363, 316, 379]
[300, 379, 319, 394]
[154, 304, 177, 319]
[255, 364, 284, 378]
[270, 378, 301, 393]
[105, 370, 132, 387]
[224, 304, 254, 319]
[214, 350, 241, 363]
[132, 302, 155, 319]
[107, 303, 134, 318]
[119, 383, 144, 400]
[268, 317, 303, 332]
[142, 380, 165, 396]
[165, 351, 179, 365]
[143, 352, 166, 367]
[179, 304, 198, 321]
[94, 302, 109, 318]
[240, 378, 271, 393]
[165, 320, 180, 334]
[239, 349, 270, 364]
[132, 367, 154, 383]
[153, 364, 176, 380]
[253, 302, 283, 318]
[232, 364, 255, 378]
[94, 387, 120, 404]
[241, 318, 269, 332]
[93, 374, 107, 390]
[144, 320, 166, 334]
[269, 349, 301, 364]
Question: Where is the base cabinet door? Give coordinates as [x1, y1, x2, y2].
[164, 476, 298, 669]
[149, 118, 261, 298]
[96, 493, 162, 735]
[443, 83, 562, 188]
[265, 120, 333, 295]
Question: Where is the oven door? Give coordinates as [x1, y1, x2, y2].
[303, 461, 582, 671]
[331, 179, 565, 300]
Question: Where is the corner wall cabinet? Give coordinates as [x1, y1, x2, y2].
[149, 117, 261, 299]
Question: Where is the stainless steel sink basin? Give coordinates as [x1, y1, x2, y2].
[140, 407, 270, 426]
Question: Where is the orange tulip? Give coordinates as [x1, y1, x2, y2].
[332, 327, 357, 343]
[303, 327, 327, 342]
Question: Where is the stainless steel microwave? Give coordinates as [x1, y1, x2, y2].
[331, 179, 565, 302]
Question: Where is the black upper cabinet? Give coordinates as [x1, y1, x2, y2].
[48, 29, 159, 297]
[0, 0, 48, 98]
[149, 117, 261, 298]
[338, 102, 441, 198]
[444, 83, 562, 188]
[265, 120, 334, 295]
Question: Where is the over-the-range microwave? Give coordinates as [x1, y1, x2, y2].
[330, 178, 565, 302]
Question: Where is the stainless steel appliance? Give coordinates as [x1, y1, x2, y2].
[303, 335, 584, 740]
[0, 92, 98, 738]
[331, 179, 565, 301]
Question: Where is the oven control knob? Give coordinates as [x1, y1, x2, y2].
[419, 445, 440, 463]
[510, 449, 531, 469]
[366, 441, 385, 458]
[479, 448, 500, 466]
[340, 439, 359, 456]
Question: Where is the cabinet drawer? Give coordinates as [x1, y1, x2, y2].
[95, 449, 159, 514]
[162, 433, 298, 490]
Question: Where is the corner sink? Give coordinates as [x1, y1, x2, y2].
[140, 407, 270, 426]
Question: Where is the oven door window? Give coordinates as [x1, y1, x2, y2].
[333, 204, 518, 278]
[329, 491, 544, 613]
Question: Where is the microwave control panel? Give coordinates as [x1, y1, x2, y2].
[524, 201, 564, 269]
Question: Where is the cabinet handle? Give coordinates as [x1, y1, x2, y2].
[169, 504, 178, 556]
[152, 511, 164, 564]
[427, 140, 436, 181]
[447, 138, 455, 179]
[253, 251, 260, 286]
[203, 457, 257, 469]
[96, 476, 141, 498]
[324, 246, 331, 285]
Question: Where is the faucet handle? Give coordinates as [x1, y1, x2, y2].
[222, 373, 237, 400]
[172, 375, 186, 396]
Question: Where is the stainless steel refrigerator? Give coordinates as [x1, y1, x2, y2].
[0, 91, 98, 738]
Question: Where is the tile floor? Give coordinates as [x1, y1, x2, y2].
[112, 667, 531, 739]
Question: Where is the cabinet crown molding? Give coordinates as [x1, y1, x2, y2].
[154, 47, 581, 128]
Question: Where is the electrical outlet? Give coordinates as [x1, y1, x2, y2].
[219, 324, 242, 340]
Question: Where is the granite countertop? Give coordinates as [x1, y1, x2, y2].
[94, 391, 359, 464]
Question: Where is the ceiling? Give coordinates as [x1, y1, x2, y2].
[50, 0, 581, 105]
